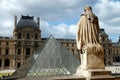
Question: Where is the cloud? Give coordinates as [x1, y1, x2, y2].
[0, 0, 96, 36]
[40, 21, 76, 39]
[0, 0, 97, 21]
[0, 20, 13, 37]
[94, 0, 120, 41]
[0, 0, 24, 17]
[0, 0, 120, 42]
[94, 0, 120, 26]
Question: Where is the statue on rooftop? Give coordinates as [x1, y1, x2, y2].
[76, 6, 105, 69]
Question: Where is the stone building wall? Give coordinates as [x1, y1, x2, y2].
[0, 38, 15, 69]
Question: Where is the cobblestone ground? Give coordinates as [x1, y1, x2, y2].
[17, 76, 55, 80]
[16, 75, 86, 80]
[16, 76, 120, 80]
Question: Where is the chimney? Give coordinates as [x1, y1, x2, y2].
[119, 36, 120, 42]
[14, 15, 17, 28]
[37, 17, 40, 28]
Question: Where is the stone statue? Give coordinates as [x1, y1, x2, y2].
[76, 6, 105, 69]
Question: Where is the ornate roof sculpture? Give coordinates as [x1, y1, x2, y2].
[11, 36, 80, 79]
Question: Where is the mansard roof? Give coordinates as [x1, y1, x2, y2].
[16, 15, 39, 29]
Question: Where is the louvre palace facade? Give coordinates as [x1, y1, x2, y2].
[0, 15, 120, 70]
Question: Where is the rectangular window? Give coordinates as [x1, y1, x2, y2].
[0, 49, 1, 55]
[6, 42, 9, 45]
[18, 49, 21, 55]
[6, 48, 9, 55]
[26, 33, 30, 39]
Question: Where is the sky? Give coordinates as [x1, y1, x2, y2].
[0, 0, 120, 42]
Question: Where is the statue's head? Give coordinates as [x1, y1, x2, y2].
[84, 6, 92, 12]
[83, 6, 96, 22]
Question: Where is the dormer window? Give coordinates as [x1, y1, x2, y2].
[18, 32, 21, 39]
[26, 33, 30, 39]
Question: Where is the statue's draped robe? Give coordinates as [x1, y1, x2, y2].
[76, 14, 104, 69]
[76, 14, 100, 50]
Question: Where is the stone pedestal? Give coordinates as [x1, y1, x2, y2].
[75, 69, 111, 77]
[74, 70, 115, 80]
[72, 44, 115, 80]
[79, 44, 105, 69]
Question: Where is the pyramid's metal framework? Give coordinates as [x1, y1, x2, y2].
[11, 36, 80, 79]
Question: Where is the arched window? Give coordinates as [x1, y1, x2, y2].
[0, 48, 1, 55]
[18, 32, 21, 39]
[4, 59, 10, 67]
[35, 33, 38, 39]
[26, 48, 30, 56]
[0, 59, 2, 68]
[26, 33, 30, 39]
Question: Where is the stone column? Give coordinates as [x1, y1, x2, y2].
[11, 58, 15, 69]
[9, 59, 12, 69]
[2, 59, 4, 70]
[22, 47, 24, 55]
[10, 59, 14, 69]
